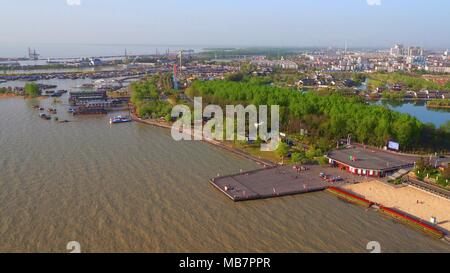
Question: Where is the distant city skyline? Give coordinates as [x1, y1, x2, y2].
[1, 0, 449, 52]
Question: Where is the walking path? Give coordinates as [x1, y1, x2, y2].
[131, 114, 275, 167]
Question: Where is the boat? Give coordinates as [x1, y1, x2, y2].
[110, 115, 132, 124]
[76, 83, 95, 89]
[50, 90, 67, 97]
[39, 113, 51, 120]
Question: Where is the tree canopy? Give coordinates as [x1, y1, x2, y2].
[186, 80, 450, 153]
[24, 83, 41, 97]
[130, 73, 175, 120]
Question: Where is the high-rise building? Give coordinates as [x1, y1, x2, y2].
[390, 44, 405, 57]
[408, 46, 423, 57]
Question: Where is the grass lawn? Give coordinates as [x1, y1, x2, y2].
[231, 142, 286, 164]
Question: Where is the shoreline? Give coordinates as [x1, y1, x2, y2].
[0, 94, 50, 100]
[427, 104, 450, 109]
[0, 93, 22, 99]
[366, 98, 450, 103]
[131, 113, 276, 168]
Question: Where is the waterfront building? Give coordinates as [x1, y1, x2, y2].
[326, 147, 416, 178]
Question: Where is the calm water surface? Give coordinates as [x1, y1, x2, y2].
[0, 97, 449, 253]
[374, 101, 450, 127]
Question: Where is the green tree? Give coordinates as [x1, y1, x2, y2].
[441, 121, 450, 134]
[276, 142, 290, 160]
[186, 79, 450, 153]
[225, 72, 245, 82]
[291, 152, 303, 163]
[24, 83, 41, 97]
[442, 167, 450, 180]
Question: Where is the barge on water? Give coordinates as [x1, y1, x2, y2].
[72, 107, 108, 115]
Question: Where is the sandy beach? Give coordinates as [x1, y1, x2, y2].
[345, 180, 450, 233]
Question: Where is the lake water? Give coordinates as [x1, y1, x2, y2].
[373, 101, 450, 127]
[0, 95, 449, 253]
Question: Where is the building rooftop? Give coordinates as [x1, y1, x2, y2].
[326, 147, 416, 171]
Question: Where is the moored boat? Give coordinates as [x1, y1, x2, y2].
[110, 115, 132, 124]
[39, 113, 51, 120]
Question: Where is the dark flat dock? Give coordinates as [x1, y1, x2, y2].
[211, 165, 362, 202]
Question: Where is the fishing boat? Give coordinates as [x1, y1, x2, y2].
[50, 90, 67, 97]
[39, 113, 51, 120]
[110, 115, 132, 124]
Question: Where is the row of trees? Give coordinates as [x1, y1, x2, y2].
[186, 80, 450, 153]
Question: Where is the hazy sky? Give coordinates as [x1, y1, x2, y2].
[1, 0, 449, 49]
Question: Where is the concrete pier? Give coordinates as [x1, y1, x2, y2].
[210, 165, 359, 202]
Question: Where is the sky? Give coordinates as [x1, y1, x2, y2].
[0, 0, 449, 50]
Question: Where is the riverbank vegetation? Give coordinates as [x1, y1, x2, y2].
[130, 73, 180, 121]
[185, 79, 450, 153]
[0, 87, 11, 94]
[382, 91, 407, 100]
[427, 99, 450, 109]
[24, 83, 41, 97]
